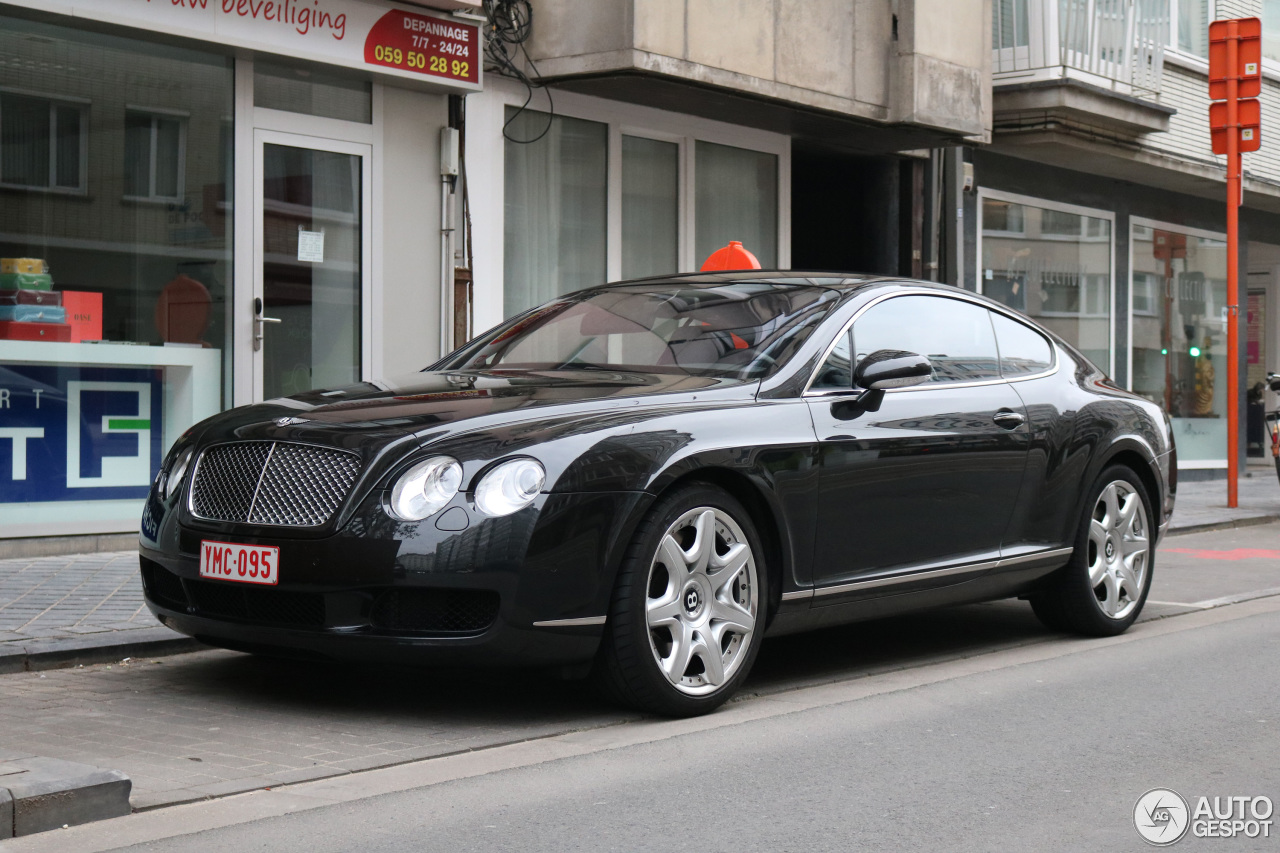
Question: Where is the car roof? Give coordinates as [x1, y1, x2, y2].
[587, 270, 973, 296]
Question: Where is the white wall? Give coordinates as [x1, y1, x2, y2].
[378, 84, 448, 374]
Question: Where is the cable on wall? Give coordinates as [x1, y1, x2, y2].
[482, 0, 554, 144]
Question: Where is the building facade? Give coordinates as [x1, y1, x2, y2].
[0, 0, 479, 540]
[1, 0, 1271, 547]
[980, 0, 1280, 478]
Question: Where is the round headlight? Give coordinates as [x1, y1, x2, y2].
[389, 456, 462, 521]
[474, 458, 545, 517]
[163, 446, 195, 499]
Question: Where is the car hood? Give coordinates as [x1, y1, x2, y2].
[189, 369, 753, 451]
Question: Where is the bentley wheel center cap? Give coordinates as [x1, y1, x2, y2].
[1105, 540, 1116, 559]
[684, 586, 702, 616]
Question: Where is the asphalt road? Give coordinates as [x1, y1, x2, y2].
[8, 521, 1280, 853]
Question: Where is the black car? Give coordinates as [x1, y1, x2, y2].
[139, 273, 1175, 716]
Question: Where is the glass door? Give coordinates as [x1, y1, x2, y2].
[252, 130, 371, 400]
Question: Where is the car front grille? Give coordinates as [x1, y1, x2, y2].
[186, 579, 327, 628]
[370, 589, 500, 635]
[140, 558, 189, 611]
[189, 441, 361, 527]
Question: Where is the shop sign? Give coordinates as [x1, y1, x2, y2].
[0, 365, 163, 504]
[5, 0, 481, 91]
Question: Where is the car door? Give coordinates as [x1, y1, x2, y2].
[804, 293, 1031, 596]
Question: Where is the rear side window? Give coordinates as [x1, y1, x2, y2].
[990, 312, 1054, 377]
[851, 295, 1000, 384]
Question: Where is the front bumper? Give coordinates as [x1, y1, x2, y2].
[138, 488, 647, 667]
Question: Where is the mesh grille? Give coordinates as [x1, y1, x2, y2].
[250, 444, 362, 526]
[191, 442, 272, 522]
[140, 559, 189, 611]
[370, 589, 500, 635]
[187, 579, 326, 628]
[189, 442, 361, 527]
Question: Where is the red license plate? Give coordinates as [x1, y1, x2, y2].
[199, 540, 280, 585]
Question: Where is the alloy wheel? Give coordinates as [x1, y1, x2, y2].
[1087, 481, 1150, 620]
[645, 506, 758, 696]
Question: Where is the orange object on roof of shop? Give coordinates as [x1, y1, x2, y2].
[700, 241, 762, 272]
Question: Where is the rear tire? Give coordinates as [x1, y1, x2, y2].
[1030, 465, 1154, 636]
[592, 484, 767, 717]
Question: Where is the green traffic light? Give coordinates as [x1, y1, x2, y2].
[1161, 348, 1168, 355]
[1189, 346, 1202, 357]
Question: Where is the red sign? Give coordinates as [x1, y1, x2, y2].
[1209, 17, 1262, 100]
[62, 290, 103, 343]
[1210, 98, 1262, 154]
[363, 9, 478, 85]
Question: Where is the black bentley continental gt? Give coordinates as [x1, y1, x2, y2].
[139, 273, 1175, 716]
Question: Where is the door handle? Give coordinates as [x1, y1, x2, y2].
[992, 409, 1026, 430]
[253, 297, 281, 352]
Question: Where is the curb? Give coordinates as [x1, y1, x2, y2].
[0, 628, 204, 675]
[0, 753, 131, 837]
[1166, 514, 1280, 537]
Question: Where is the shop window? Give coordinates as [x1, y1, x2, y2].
[982, 199, 1025, 234]
[0, 14, 234, 534]
[981, 195, 1112, 373]
[695, 141, 778, 269]
[124, 110, 186, 201]
[0, 92, 86, 192]
[254, 61, 372, 124]
[1130, 224, 1228, 463]
[503, 108, 607, 317]
[622, 135, 678, 280]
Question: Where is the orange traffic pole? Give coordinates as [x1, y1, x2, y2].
[1226, 20, 1241, 508]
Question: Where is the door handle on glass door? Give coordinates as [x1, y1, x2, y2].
[253, 297, 282, 352]
[992, 409, 1025, 429]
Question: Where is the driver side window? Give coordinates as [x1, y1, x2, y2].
[851, 295, 1001, 384]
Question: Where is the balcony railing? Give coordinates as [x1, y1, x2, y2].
[993, 0, 1167, 100]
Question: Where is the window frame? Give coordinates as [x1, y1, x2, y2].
[1125, 215, 1228, 422]
[1165, 0, 1213, 66]
[803, 289, 1059, 397]
[473, 77, 791, 335]
[976, 187, 1117, 377]
[0, 87, 89, 194]
[123, 106, 189, 204]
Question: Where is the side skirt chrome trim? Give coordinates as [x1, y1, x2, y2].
[532, 616, 607, 628]
[782, 545, 1076, 601]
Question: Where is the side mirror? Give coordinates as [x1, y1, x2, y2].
[854, 349, 932, 391]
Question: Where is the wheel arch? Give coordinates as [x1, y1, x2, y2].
[1083, 437, 1164, 532]
[645, 466, 788, 629]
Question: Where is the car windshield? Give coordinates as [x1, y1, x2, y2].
[438, 282, 842, 380]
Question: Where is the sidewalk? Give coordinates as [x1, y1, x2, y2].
[1, 475, 1278, 674]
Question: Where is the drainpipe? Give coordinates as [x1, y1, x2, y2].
[440, 125, 460, 358]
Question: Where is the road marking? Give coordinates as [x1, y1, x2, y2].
[11, 593, 1280, 853]
[1163, 547, 1280, 560]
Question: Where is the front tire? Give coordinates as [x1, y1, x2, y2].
[592, 484, 767, 717]
[1030, 465, 1154, 636]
